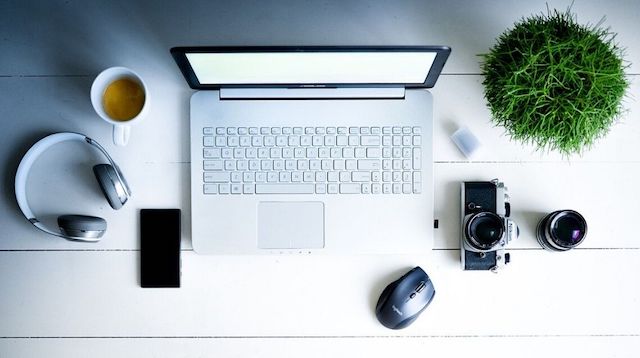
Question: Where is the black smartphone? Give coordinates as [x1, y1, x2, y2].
[140, 209, 181, 288]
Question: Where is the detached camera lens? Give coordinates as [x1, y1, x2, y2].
[466, 212, 504, 250]
[536, 210, 587, 251]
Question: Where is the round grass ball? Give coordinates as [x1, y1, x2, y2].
[480, 9, 629, 155]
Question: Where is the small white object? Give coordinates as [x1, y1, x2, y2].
[451, 126, 481, 158]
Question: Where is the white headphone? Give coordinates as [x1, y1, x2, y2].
[15, 132, 132, 242]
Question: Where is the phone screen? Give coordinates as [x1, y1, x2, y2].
[140, 209, 181, 288]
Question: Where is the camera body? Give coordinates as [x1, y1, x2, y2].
[460, 179, 518, 272]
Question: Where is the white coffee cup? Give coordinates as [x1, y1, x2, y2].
[91, 67, 149, 146]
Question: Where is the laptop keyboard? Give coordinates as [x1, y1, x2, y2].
[201, 126, 422, 195]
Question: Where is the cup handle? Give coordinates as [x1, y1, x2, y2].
[113, 125, 131, 146]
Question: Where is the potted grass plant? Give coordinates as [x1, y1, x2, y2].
[480, 8, 629, 155]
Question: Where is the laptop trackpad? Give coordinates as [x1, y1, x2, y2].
[257, 202, 325, 249]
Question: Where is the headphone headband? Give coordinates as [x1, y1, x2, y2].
[14, 132, 128, 240]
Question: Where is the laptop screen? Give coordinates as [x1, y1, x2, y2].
[186, 52, 435, 85]
[171, 47, 451, 89]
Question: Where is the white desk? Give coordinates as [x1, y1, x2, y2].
[1, 0, 639, 356]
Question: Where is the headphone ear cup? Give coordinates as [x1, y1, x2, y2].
[58, 214, 107, 240]
[93, 164, 127, 210]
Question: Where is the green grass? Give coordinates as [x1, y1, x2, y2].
[480, 8, 629, 155]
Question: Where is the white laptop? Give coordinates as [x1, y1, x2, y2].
[171, 46, 450, 254]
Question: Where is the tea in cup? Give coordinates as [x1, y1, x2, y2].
[91, 67, 148, 146]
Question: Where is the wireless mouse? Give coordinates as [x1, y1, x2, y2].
[375, 266, 435, 329]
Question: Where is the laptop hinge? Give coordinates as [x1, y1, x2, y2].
[219, 87, 405, 99]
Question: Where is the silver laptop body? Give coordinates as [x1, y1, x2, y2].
[172, 46, 451, 254]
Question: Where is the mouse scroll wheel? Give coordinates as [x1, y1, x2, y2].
[415, 281, 426, 293]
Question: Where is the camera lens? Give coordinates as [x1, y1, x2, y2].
[466, 212, 504, 250]
[536, 210, 587, 251]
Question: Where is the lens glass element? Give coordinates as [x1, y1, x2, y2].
[467, 212, 504, 250]
[551, 213, 586, 247]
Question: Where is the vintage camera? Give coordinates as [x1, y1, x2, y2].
[460, 179, 518, 272]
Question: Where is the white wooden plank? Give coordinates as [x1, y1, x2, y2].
[4, 74, 638, 176]
[1, 0, 639, 76]
[0, 77, 190, 164]
[433, 74, 640, 162]
[2, 336, 640, 358]
[2, 160, 638, 250]
[0, 250, 638, 337]
[433, 162, 640, 249]
[0, 160, 189, 250]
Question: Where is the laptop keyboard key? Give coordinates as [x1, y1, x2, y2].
[204, 148, 220, 158]
[413, 148, 422, 170]
[352, 172, 370, 182]
[231, 184, 242, 194]
[255, 184, 315, 194]
[204, 172, 230, 183]
[340, 184, 361, 194]
[215, 136, 226, 146]
[204, 136, 215, 147]
[204, 160, 223, 171]
[361, 135, 380, 146]
[204, 184, 217, 194]
[358, 159, 380, 170]
[219, 184, 230, 194]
